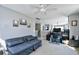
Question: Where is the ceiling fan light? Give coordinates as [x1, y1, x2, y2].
[40, 8, 46, 12]
[40, 4, 44, 7]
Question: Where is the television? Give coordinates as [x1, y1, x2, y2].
[53, 28, 61, 32]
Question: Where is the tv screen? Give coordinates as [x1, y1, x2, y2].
[53, 28, 61, 32]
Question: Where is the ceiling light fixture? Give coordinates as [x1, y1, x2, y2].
[40, 4, 44, 8]
[40, 8, 46, 12]
[39, 4, 46, 12]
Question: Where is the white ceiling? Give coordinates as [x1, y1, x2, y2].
[1, 4, 79, 20]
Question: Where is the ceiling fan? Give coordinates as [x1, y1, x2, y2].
[30, 4, 57, 15]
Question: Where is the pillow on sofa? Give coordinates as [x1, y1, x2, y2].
[27, 37, 34, 41]
[33, 36, 38, 40]
[6, 37, 24, 47]
[24, 35, 35, 41]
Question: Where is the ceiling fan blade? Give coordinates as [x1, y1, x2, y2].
[46, 7, 57, 11]
[30, 5, 41, 9]
[30, 4, 50, 15]
[34, 9, 41, 14]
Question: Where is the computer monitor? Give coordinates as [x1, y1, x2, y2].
[53, 28, 61, 32]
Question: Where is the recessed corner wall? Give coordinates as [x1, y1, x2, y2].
[0, 6, 35, 40]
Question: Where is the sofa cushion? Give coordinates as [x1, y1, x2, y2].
[27, 37, 34, 41]
[7, 40, 41, 54]
[6, 37, 24, 47]
[24, 35, 35, 41]
[29, 40, 41, 45]
[7, 42, 34, 54]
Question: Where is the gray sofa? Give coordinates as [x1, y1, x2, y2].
[5, 35, 42, 55]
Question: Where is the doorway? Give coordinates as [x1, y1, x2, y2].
[35, 23, 41, 37]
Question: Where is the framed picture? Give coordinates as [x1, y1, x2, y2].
[20, 19, 27, 25]
[44, 24, 49, 30]
[13, 20, 19, 27]
[71, 20, 77, 26]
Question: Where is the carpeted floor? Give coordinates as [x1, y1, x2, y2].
[31, 39, 78, 55]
